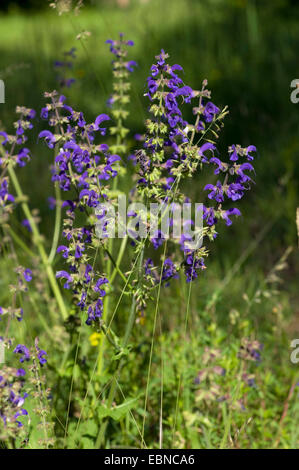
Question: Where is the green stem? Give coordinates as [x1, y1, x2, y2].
[48, 181, 62, 264]
[96, 208, 128, 376]
[97, 245, 113, 376]
[141, 241, 167, 446]
[220, 361, 244, 449]
[100, 323, 121, 352]
[104, 247, 130, 286]
[95, 247, 144, 448]
[96, 43, 130, 376]
[28, 294, 53, 337]
[109, 235, 128, 285]
[6, 226, 36, 258]
[7, 164, 68, 321]
[48, 125, 62, 264]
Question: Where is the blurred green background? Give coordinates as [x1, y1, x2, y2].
[0, 0, 298, 316]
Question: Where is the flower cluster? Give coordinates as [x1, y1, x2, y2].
[194, 346, 252, 411]
[39, 91, 118, 325]
[0, 365, 29, 437]
[0, 106, 36, 222]
[0, 267, 33, 323]
[194, 347, 229, 404]
[0, 338, 47, 439]
[203, 144, 256, 218]
[106, 34, 136, 155]
[0, 338, 50, 446]
[144, 256, 179, 286]
[38, 36, 138, 326]
[238, 337, 263, 363]
[39, 91, 119, 196]
[14, 338, 48, 367]
[132, 50, 257, 285]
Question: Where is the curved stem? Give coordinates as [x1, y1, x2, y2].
[7, 164, 68, 321]
[48, 181, 62, 264]
[7, 226, 36, 258]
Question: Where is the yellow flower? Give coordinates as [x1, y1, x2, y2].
[89, 332, 101, 347]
